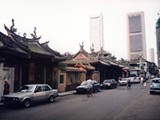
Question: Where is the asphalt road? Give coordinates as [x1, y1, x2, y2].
[0, 80, 160, 120]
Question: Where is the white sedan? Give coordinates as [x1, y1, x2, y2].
[119, 78, 128, 86]
[1, 84, 58, 108]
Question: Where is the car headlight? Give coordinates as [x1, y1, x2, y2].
[13, 97, 19, 101]
[150, 84, 154, 88]
[105, 83, 111, 86]
[1, 97, 5, 101]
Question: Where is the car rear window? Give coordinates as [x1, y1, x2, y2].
[104, 80, 112, 83]
[153, 79, 160, 83]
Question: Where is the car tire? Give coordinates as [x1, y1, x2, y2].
[111, 86, 114, 89]
[49, 96, 55, 103]
[150, 91, 154, 95]
[97, 88, 100, 92]
[23, 99, 31, 108]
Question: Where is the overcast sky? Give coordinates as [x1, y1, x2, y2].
[0, 0, 160, 61]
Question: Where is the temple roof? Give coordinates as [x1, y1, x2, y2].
[0, 21, 65, 61]
[0, 31, 28, 57]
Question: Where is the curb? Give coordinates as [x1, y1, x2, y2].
[58, 91, 76, 97]
[0, 91, 76, 107]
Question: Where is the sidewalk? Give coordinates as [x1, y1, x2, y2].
[0, 90, 76, 107]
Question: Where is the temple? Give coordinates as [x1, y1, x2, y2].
[0, 19, 65, 92]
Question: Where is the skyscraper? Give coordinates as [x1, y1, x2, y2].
[148, 48, 155, 63]
[156, 15, 160, 66]
[127, 12, 147, 61]
[90, 13, 104, 52]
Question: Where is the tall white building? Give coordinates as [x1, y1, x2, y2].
[127, 11, 147, 61]
[148, 48, 155, 63]
[90, 13, 104, 52]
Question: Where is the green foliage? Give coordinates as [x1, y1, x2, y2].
[110, 55, 116, 61]
[119, 58, 130, 66]
[148, 63, 158, 76]
[58, 62, 67, 71]
[156, 17, 160, 28]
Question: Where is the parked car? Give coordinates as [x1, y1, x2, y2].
[119, 78, 128, 86]
[76, 80, 100, 94]
[150, 78, 160, 95]
[1, 84, 58, 108]
[128, 74, 140, 83]
[101, 79, 118, 89]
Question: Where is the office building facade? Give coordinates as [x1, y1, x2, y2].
[127, 12, 147, 61]
[90, 13, 104, 52]
[148, 48, 155, 63]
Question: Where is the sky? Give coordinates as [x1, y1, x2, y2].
[0, 0, 160, 61]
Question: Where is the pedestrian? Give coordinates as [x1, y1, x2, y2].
[127, 79, 131, 89]
[3, 77, 10, 95]
[118, 77, 122, 85]
[86, 79, 93, 97]
[143, 78, 147, 88]
[140, 75, 144, 88]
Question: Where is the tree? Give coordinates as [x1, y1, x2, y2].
[148, 63, 159, 76]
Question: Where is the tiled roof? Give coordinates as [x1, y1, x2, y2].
[0, 24, 64, 60]
[28, 41, 52, 56]
[0, 31, 28, 56]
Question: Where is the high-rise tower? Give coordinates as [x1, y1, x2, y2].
[90, 13, 104, 52]
[127, 12, 147, 61]
[156, 15, 160, 66]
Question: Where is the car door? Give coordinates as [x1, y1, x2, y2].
[92, 81, 100, 92]
[113, 80, 117, 87]
[42, 85, 52, 99]
[33, 85, 46, 102]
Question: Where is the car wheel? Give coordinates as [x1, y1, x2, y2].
[97, 88, 100, 92]
[49, 96, 55, 103]
[111, 86, 114, 89]
[150, 91, 154, 95]
[23, 99, 31, 108]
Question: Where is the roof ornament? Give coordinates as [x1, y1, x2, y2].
[23, 33, 27, 42]
[79, 41, 84, 51]
[10, 19, 17, 33]
[31, 27, 37, 39]
[100, 47, 103, 51]
[23, 33, 27, 38]
[90, 43, 94, 52]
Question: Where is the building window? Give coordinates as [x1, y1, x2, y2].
[129, 15, 142, 33]
[130, 35, 142, 52]
[60, 74, 64, 84]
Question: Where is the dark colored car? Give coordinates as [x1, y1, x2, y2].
[76, 80, 101, 94]
[101, 79, 118, 89]
[150, 78, 160, 95]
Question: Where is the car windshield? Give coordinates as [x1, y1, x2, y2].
[121, 78, 128, 81]
[81, 81, 87, 86]
[104, 80, 112, 83]
[18, 85, 35, 92]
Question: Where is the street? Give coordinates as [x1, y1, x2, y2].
[0, 80, 160, 120]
